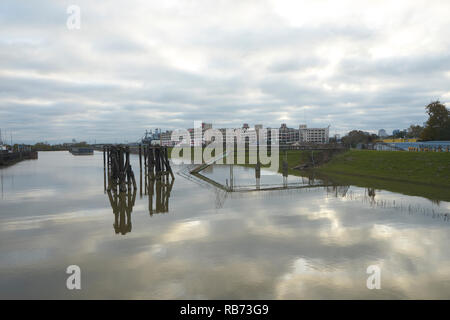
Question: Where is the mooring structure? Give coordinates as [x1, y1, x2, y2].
[104, 145, 137, 193]
[138, 145, 174, 180]
[103, 144, 175, 235]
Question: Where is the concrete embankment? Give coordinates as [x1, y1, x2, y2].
[0, 151, 38, 167]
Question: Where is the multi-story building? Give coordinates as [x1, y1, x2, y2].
[218, 125, 267, 146]
[299, 125, 329, 144]
[279, 123, 299, 145]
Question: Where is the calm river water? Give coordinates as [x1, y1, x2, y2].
[0, 151, 449, 299]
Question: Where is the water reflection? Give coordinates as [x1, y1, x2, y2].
[1, 169, 3, 199]
[108, 187, 136, 235]
[1, 152, 450, 299]
[195, 164, 326, 192]
[147, 177, 174, 216]
[104, 158, 175, 234]
[190, 165, 449, 219]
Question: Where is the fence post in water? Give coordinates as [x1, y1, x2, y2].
[139, 145, 143, 198]
[139, 144, 142, 173]
[126, 146, 131, 191]
[103, 146, 106, 192]
[149, 147, 155, 179]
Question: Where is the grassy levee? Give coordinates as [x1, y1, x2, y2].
[317, 150, 450, 201]
[319, 150, 450, 187]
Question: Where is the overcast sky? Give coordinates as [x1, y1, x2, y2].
[1, 0, 450, 143]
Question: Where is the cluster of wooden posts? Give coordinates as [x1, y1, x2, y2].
[104, 145, 137, 193]
[138, 144, 174, 180]
[103, 144, 175, 234]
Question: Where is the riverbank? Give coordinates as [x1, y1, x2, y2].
[318, 150, 450, 188]
[312, 150, 450, 201]
[0, 151, 39, 167]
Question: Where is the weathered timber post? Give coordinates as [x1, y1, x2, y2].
[148, 178, 154, 215]
[126, 146, 131, 191]
[148, 147, 154, 179]
[139, 151, 143, 198]
[139, 144, 142, 173]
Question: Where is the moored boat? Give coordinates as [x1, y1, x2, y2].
[70, 147, 94, 155]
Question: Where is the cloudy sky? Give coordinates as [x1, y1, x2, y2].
[1, 0, 450, 143]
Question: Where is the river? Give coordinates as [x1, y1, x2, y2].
[0, 151, 449, 299]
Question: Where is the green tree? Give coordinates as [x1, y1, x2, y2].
[393, 130, 407, 138]
[406, 125, 423, 138]
[341, 130, 377, 147]
[420, 101, 450, 141]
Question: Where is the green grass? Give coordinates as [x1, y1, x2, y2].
[319, 150, 450, 188]
[313, 170, 450, 202]
[277, 149, 450, 201]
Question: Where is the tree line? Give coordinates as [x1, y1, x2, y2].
[341, 100, 450, 147]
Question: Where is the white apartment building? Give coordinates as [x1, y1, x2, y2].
[299, 125, 330, 144]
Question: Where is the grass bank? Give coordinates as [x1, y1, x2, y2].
[315, 150, 450, 201]
[319, 150, 450, 187]
[268, 149, 450, 201]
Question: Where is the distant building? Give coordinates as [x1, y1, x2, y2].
[202, 123, 212, 131]
[279, 123, 299, 145]
[160, 130, 175, 147]
[299, 125, 329, 144]
[378, 129, 388, 137]
[142, 129, 161, 144]
[186, 122, 214, 146]
[392, 129, 400, 136]
[16, 144, 32, 152]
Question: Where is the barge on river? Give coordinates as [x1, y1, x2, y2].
[70, 147, 94, 155]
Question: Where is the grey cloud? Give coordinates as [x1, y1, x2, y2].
[1, 0, 450, 143]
